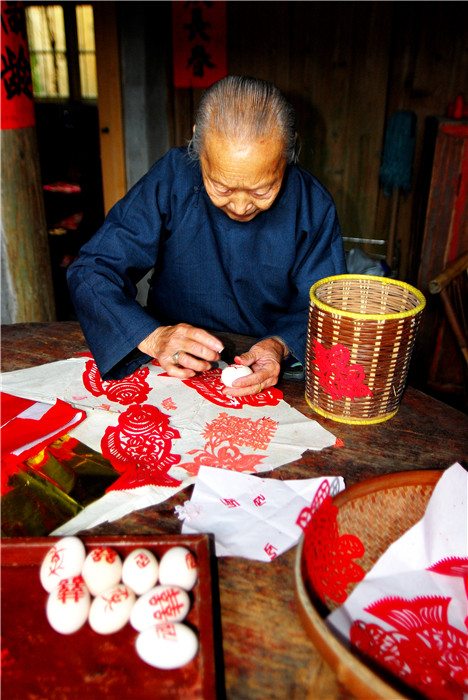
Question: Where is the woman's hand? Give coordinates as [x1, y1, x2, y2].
[138, 323, 223, 378]
[223, 336, 289, 396]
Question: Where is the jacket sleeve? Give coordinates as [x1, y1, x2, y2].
[67, 171, 165, 380]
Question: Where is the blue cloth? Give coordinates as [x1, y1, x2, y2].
[68, 147, 346, 379]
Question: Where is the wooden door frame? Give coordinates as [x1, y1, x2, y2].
[93, 0, 126, 213]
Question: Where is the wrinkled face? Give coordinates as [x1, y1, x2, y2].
[200, 131, 287, 222]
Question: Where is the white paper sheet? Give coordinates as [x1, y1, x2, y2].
[178, 466, 345, 561]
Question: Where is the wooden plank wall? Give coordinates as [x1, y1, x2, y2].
[167, 1, 468, 283]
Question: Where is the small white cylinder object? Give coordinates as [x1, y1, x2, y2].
[221, 364, 253, 387]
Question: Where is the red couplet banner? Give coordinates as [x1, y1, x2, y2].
[1, 0, 35, 129]
[172, 1, 227, 89]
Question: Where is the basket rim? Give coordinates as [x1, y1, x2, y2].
[309, 274, 426, 321]
[304, 393, 398, 425]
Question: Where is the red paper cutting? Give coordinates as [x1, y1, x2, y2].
[173, 367, 283, 408]
[312, 339, 373, 401]
[350, 594, 468, 700]
[179, 412, 278, 476]
[102, 404, 182, 490]
[82, 359, 151, 405]
[298, 480, 365, 605]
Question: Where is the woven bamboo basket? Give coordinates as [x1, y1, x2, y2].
[305, 274, 426, 424]
[294, 470, 442, 700]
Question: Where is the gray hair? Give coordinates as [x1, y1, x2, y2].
[188, 76, 299, 164]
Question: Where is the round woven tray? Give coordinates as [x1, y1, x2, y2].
[305, 275, 426, 424]
[294, 470, 442, 700]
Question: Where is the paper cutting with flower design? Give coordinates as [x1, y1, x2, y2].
[298, 479, 365, 605]
[179, 412, 278, 476]
[160, 367, 282, 408]
[312, 340, 372, 401]
[102, 404, 182, 490]
[82, 359, 151, 405]
[350, 572, 468, 700]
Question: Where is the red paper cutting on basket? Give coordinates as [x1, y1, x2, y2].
[297, 479, 365, 605]
[102, 404, 182, 490]
[312, 340, 373, 401]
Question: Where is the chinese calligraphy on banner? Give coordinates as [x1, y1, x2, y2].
[1, 0, 35, 129]
[172, 1, 226, 88]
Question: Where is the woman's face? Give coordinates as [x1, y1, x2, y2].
[200, 131, 287, 222]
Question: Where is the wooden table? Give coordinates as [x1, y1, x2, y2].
[2, 322, 468, 699]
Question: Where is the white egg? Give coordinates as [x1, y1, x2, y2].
[46, 575, 90, 635]
[158, 546, 198, 591]
[40, 536, 86, 593]
[88, 583, 136, 635]
[221, 364, 253, 387]
[135, 623, 199, 669]
[81, 546, 122, 596]
[130, 585, 190, 632]
[121, 548, 159, 596]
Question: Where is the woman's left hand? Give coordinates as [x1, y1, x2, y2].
[222, 336, 289, 396]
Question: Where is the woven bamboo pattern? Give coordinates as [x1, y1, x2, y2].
[305, 274, 426, 424]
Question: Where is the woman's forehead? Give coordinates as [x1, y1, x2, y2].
[201, 132, 286, 187]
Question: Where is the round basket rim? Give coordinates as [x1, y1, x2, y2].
[304, 393, 398, 425]
[309, 274, 426, 321]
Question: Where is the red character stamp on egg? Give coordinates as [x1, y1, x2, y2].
[155, 623, 177, 641]
[253, 494, 266, 506]
[57, 576, 86, 603]
[264, 543, 278, 561]
[149, 588, 185, 621]
[134, 552, 151, 569]
[90, 546, 117, 563]
[102, 586, 130, 612]
[185, 552, 196, 570]
[48, 546, 66, 577]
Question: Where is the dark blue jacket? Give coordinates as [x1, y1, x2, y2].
[68, 147, 346, 379]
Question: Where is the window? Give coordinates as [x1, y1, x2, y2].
[25, 5, 68, 98]
[25, 3, 97, 100]
[76, 5, 96, 98]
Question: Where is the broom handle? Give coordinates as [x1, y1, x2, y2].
[386, 190, 399, 269]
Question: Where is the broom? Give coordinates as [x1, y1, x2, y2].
[379, 110, 417, 270]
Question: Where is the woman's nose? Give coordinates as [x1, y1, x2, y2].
[227, 192, 253, 215]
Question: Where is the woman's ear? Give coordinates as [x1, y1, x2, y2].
[193, 124, 196, 134]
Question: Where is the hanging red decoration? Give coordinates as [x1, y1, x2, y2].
[1, 1, 35, 129]
[172, 1, 226, 88]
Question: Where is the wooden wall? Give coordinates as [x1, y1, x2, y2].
[163, 1, 468, 283]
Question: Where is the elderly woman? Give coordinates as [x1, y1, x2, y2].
[68, 76, 346, 396]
